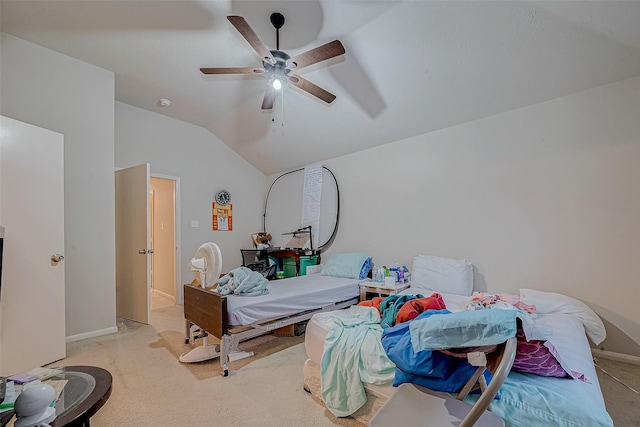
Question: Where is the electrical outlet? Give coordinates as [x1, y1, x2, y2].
[191, 220, 199, 228]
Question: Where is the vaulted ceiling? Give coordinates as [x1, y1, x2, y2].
[3, 1, 640, 175]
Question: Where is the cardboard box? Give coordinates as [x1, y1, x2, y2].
[273, 322, 307, 337]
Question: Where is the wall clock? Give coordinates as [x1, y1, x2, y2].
[215, 189, 231, 206]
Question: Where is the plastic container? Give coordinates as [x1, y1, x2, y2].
[283, 262, 297, 278]
[299, 255, 319, 276]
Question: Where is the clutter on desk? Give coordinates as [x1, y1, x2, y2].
[0, 367, 65, 415]
[282, 225, 313, 250]
[251, 232, 272, 249]
[372, 264, 411, 284]
[7, 368, 62, 386]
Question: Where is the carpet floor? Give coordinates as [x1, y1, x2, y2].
[14, 293, 638, 426]
[38, 294, 360, 427]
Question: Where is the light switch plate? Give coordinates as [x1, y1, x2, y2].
[191, 220, 199, 228]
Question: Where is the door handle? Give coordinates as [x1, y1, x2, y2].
[138, 249, 154, 254]
[51, 254, 64, 263]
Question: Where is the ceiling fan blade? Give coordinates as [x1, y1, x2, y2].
[287, 74, 336, 104]
[262, 83, 276, 110]
[227, 16, 275, 65]
[200, 67, 265, 75]
[289, 40, 345, 71]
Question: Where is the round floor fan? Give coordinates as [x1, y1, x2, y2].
[189, 242, 222, 288]
[180, 242, 223, 363]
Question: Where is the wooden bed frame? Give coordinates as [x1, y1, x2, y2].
[183, 283, 358, 377]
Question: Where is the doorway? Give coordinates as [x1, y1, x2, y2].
[115, 167, 181, 323]
[150, 175, 178, 310]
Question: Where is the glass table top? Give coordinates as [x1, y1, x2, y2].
[51, 371, 96, 417]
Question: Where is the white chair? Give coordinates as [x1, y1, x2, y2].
[369, 337, 517, 427]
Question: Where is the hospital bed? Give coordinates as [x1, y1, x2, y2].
[183, 273, 363, 376]
[302, 255, 614, 426]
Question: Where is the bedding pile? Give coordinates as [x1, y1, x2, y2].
[316, 287, 613, 426]
[216, 266, 269, 296]
[307, 255, 612, 425]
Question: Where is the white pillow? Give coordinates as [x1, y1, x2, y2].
[411, 255, 474, 296]
[519, 288, 606, 345]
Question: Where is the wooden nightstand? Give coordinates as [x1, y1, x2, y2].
[359, 281, 411, 301]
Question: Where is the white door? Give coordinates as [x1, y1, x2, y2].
[115, 164, 151, 324]
[0, 116, 66, 376]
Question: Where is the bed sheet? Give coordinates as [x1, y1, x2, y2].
[304, 291, 613, 426]
[225, 274, 362, 326]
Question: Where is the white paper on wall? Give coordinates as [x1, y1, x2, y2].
[302, 165, 322, 248]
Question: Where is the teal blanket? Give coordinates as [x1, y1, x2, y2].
[321, 306, 395, 417]
[217, 266, 269, 296]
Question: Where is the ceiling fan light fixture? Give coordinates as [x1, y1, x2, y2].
[200, 14, 345, 110]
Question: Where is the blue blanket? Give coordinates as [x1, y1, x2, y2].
[382, 310, 493, 391]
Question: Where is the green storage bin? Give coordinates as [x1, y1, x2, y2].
[283, 262, 297, 278]
[299, 255, 319, 276]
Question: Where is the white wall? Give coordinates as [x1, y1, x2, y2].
[115, 102, 265, 289]
[3, 32, 638, 355]
[270, 75, 640, 356]
[0, 34, 117, 339]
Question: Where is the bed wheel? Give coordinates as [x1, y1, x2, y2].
[222, 369, 229, 377]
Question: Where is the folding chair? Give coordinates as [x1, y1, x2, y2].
[369, 336, 517, 427]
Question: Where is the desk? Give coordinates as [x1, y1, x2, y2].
[241, 248, 320, 277]
[1, 366, 112, 427]
[359, 281, 411, 301]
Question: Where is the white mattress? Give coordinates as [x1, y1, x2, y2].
[225, 274, 362, 326]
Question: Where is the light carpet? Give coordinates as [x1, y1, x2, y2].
[30, 294, 639, 426]
[40, 299, 361, 427]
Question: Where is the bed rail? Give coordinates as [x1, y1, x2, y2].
[183, 283, 358, 377]
[184, 284, 228, 338]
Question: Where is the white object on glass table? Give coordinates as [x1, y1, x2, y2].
[14, 382, 56, 427]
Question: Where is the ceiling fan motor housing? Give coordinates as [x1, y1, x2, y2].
[264, 50, 291, 80]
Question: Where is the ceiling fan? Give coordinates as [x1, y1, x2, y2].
[200, 13, 345, 110]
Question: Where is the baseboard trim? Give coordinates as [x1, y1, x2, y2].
[592, 348, 640, 366]
[66, 326, 118, 343]
[153, 288, 175, 301]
